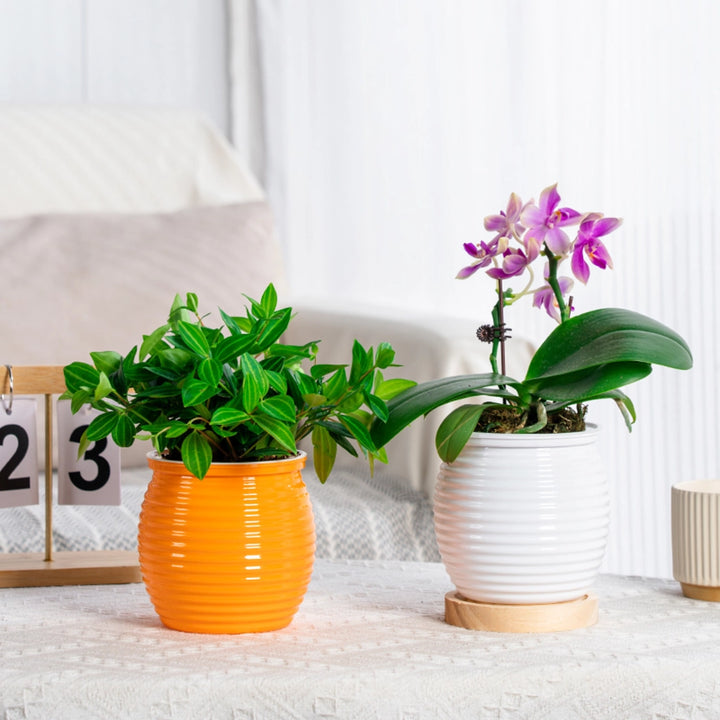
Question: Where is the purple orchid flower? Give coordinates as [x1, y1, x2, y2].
[571, 213, 622, 284]
[484, 192, 527, 241]
[521, 183, 582, 255]
[487, 244, 537, 280]
[456, 238, 507, 279]
[533, 275, 575, 322]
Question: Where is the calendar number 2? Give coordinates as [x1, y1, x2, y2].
[0, 424, 31, 492]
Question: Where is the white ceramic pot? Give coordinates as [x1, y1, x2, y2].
[434, 425, 609, 605]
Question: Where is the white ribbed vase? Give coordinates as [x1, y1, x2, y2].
[434, 426, 609, 605]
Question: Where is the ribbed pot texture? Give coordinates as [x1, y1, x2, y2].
[434, 427, 609, 605]
[672, 480, 720, 588]
[139, 453, 315, 633]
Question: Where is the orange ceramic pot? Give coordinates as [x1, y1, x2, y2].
[138, 452, 315, 634]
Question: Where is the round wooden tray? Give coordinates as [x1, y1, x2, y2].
[444, 591, 598, 633]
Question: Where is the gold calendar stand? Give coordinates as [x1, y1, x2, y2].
[0, 365, 141, 587]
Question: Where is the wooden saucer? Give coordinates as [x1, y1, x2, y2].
[444, 591, 598, 633]
[680, 583, 720, 602]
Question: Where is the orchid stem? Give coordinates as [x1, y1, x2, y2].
[544, 247, 570, 323]
[489, 280, 507, 378]
[498, 280, 507, 376]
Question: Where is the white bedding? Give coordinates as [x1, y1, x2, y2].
[0, 466, 440, 563]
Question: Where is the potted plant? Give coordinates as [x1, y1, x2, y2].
[370, 184, 693, 630]
[61, 284, 415, 633]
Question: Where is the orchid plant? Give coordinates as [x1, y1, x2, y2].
[370, 183, 693, 463]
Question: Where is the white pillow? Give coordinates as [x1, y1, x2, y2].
[1, 202, 287, 366]
[0, 106, 264, 217]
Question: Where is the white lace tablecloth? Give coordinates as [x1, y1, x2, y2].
[1, 560, 719, 720]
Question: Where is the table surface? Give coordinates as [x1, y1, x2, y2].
[1, 559, 719, 720]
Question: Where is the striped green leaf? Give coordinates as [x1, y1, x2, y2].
[176, 321, 210, 357]
[181, 432, 213, 479]
[181, 379, 216, 407]
[63, 362, 100, 392]
[251, 414, 296, 453]
[312, 425, 337, 483]
[86, 412, 118, 442]
[241, 354, 269, 411]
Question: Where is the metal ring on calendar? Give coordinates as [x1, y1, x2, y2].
[1, 364, 13, 415]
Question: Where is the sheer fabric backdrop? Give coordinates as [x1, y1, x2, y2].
[234, 0, 720, 578]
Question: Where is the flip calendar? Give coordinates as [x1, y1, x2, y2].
[0, 365, 140, 588]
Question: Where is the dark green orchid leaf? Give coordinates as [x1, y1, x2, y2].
[435, 403, 491, 463]
[370, 373, 513, 448]
[602, 389, 637, 431]
[526, 308, 692, 382]
[523, 361, 652, 402]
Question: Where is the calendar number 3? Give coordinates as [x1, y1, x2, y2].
[68, 425, 111, 491]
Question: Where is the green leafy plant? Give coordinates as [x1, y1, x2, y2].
[61, 285, 415, 481]
[370, 184, 693, 463]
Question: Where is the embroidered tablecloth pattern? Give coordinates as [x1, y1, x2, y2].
[1, 560, 719, 719]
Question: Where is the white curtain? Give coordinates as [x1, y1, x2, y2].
[236, 0, 720, 578]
